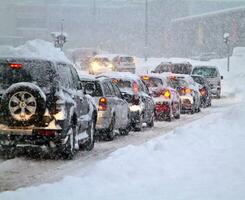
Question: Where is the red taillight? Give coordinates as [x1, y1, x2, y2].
[199, 88, 206, 96]
[99, 97, 107, 111]
[38, 130, 56, 137]
[132, 81, 139, 94]
[9, 63, 23, 69]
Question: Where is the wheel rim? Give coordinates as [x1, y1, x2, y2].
[90, 121, 94, 144]
[9, 91, 37, 121]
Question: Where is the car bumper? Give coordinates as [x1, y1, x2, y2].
[130, 110, 141, 125]
[180, 95, 194, 110]
[155, 102, 171, 116]
[210, 86, 221, 95]
[96, 111, 111, 130]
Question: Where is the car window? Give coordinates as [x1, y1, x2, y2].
[112, 83, 122, 98]
[155, 64, 171, 72]
[107, 81, 116, 96]
[172, 64, 192, 74]
[192, 67, 218, 78]
[80, 80, 103, 97]
[69, 65, 80, 89]
[102, 82, 113, 96]
[57, 63, 73, 88]
[0, 60, 56, 90]
[142, 77, 163, 88]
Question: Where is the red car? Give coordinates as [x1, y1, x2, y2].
[141, 74, 181, 121]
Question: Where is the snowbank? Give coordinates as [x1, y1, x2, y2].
[0, 40, 71, 64]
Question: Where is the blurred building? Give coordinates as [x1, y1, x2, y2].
[0, 0, 245, 57]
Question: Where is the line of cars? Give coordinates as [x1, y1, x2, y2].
[87, 54, 136, 75]
[0, 56, 222, 160]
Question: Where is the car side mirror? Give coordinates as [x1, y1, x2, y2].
[221, 75, 223, 80]
[84, 82, 95, 95]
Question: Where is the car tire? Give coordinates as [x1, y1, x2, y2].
[133, 115, 143, 132]
[1, 146, 16, 160]
[106, 115, 116, 141]
[146, 114, 154, 128]
[81, 116, 95, 151]
[62, 126, 76, 160]
[1, 83, 46, 126]
[119, 126, 130, 136]
[174, 104, 181, 119]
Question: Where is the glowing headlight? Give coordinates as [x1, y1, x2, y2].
[91, 62, 100, 71]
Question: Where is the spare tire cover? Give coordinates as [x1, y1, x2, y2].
[1, 82, 46, 126]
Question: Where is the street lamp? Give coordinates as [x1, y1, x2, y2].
[223, 32, 230, 72]
[51, 19, 67, 51]
[144, 0, 148, 62]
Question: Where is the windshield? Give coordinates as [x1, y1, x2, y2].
[192, 76, 205, 85]
[170, 78, 188, 89]
[192, 67, 218, 78]
[120, 57, 134, 63]
[172, 64, 192, 74]
[155, 64, 172, 72]
[113, 79, 132, 89]
[0, 60, 55, 91]
[142, 77, 163, 88]
[80, 80, 103, 97]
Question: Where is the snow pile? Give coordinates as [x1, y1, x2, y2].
[0, 40, 71, 63]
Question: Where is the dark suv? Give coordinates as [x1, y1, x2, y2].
[0, 58, 97, 159]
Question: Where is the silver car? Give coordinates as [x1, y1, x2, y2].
[192, 66, 223, 98]
[79, 74, 130, 140]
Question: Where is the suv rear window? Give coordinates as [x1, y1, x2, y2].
[0, 60, 55, 90]
[80, 80, 103, 97]
[172, 64, 192, 74]
[192, 76, 205, 85]
[120, 57, 134, 63]
[192, 67, 218, 78]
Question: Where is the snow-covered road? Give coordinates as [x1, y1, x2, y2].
[0, 95, 236, 192]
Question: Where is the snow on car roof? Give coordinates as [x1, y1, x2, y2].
[100, 72, 140, 81]
[0, 39, 72, 64]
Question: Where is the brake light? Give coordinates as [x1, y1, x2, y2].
[38, 130, 56, 137]
[199, 88, 206, 96]
[163, 89, 171, 99]
[9, 63, 23, 69]
[99, 97, 107, 111]
[132, 81, 139, 94]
